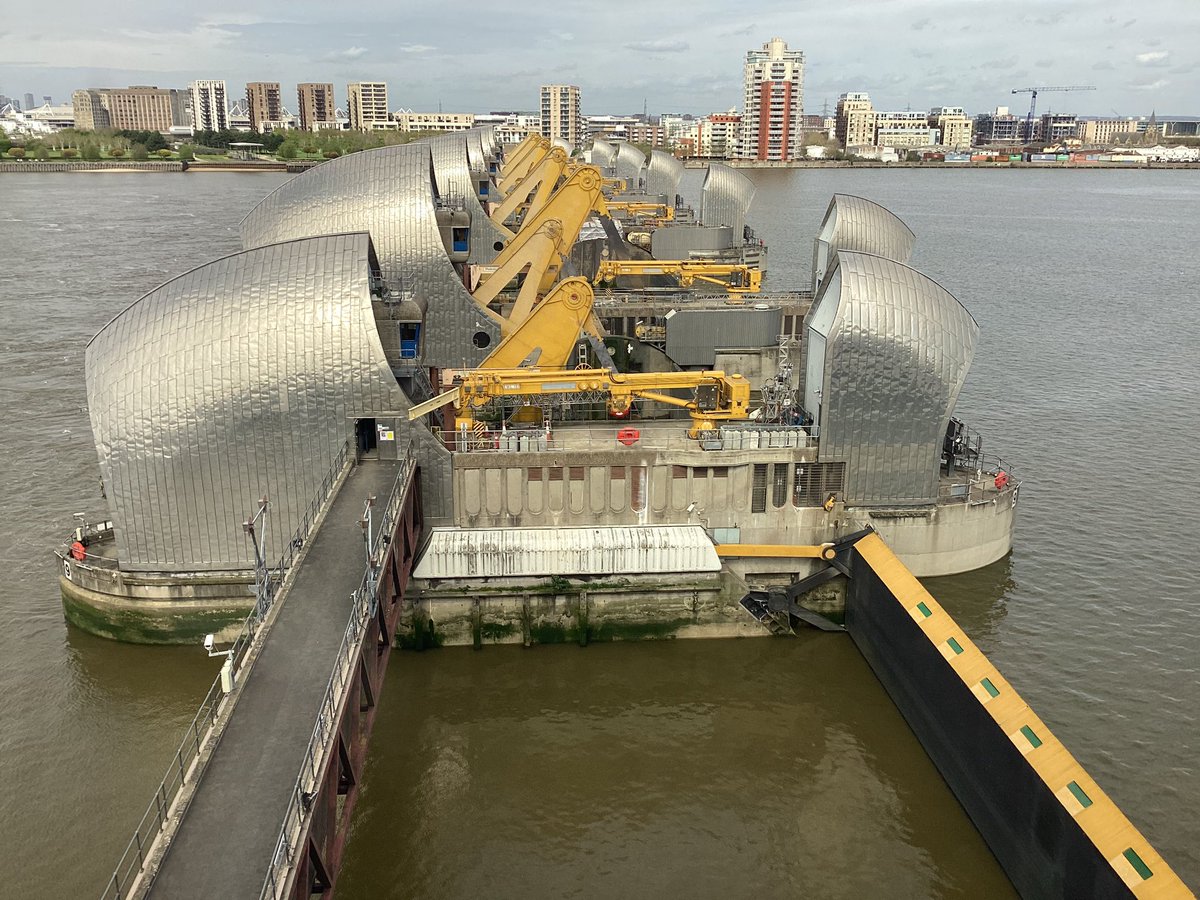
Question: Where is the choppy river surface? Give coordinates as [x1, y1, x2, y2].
[1, 168, 1196, 897]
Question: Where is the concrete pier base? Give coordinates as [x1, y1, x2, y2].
[59, 573, 253, 644]
[400, 571, 767, 648]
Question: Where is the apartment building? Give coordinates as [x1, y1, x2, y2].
[540, 84, 582, 148]
[297, 83, 336, 131]
[974, 107, 1022, 145]
[835, 92, 876, 149]
[396, 112, 475, 132]
[245, 82, 281, 132]
[347, 82, 391, 130]
[929, 106, 973, 150]
[698, 112, 741, 158]
[737, 37, 805, 161]
[71, 86, 187, 132]
[875, 111, 940, 148]
[1077, 117, 1139, 146]
[188, 80, 228, 132]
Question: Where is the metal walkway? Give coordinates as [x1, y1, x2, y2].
[146, 460, 401, 898]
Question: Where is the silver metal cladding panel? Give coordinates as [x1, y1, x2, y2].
[591, 139, 617, 169]
[816, 251, 978, 506]
[423, 132, 509, 265]
[650, 225, 735, 260]
[645, 150, 683, 198]
[614, 143, 647, 187]
[812, 194, 916, 289]
[701, 163, 756, 235]
[462, 129, 487, 177]
[85, 233, 411, 573]
[665, 307, 784, 366]
[239, 142, 500, 368]
[414, 524, 721, 579]
[551, 137, 572, 154]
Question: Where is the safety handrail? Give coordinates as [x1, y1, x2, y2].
[98, 439, 352, 900]
[260, 442, 416, 900]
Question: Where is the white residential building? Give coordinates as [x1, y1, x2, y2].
[540, 84, 582, 149]
[737, 37, 805, 161]
[188, 80, 229, 132]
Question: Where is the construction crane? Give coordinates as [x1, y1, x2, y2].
[1011, 86, 1096, 143]
[408, 367, 752, 438]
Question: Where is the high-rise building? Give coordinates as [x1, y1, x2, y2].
[974, 107, 1021, 145]
[189, 80, 229, 132]
[297, 83, 336, 131]
[835, 92, 876, 149]
[346, 82, 390, 130]
[737, 37, 805, 161]
[72, 86, 187, 132]
[539, 84, 582, 149]
[245, 82, 281, 132]
[43, 95, 52, 106]
[23, 93, 35, 112]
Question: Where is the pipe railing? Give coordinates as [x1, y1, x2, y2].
[260, 442, 416, 900]
[98, 439, 352, 900]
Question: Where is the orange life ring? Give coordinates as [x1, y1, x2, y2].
[994, 472, 1009, 490]
[70, 541, 86, 561]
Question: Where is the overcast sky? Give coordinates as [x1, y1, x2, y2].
[1, 0, 1196, 117]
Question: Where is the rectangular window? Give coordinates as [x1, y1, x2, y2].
[610, 466, 626, 481]
[712, 467, 728, 479]
[548, 467, 564, 482]
[527, 467, 543, 482]
[672, 465, 688, 479]
[751, 464, 768, 513]
[569, 466, 585, 482]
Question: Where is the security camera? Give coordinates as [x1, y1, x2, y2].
[203, 634, 214, 652]
[686, 502, 697, 514]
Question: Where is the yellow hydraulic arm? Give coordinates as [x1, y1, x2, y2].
[495, 135, 551, 198]
[594, 260, 762, 294]
[471, 165, 608, 335]
[477, 277, 594, 369]
[606, 201, 674, 222]
[490, 147, 571, 228]
[410, 367, 751, 438]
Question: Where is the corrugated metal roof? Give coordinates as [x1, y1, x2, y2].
[414, 525, 720, 579]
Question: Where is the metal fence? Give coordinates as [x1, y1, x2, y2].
[260, 442, 416, 900]
[938, 453, 1020, 506]
[98, 439, 352, 900]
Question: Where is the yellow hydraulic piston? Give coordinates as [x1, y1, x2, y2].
[411, 367, 752, 439]
[605, 201, 675, 222]
[594, 259, 762, 293]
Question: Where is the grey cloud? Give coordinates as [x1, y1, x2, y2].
[625, 39, 689, 53]
[1092, 60, 1115, 71]
[1135, 50, 1169, 67]
[1130, 78, 1168, 90]
[911, 17, 931, 31]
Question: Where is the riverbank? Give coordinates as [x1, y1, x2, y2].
[685, 159, 1200, 169]
[0, 159, 324, 174]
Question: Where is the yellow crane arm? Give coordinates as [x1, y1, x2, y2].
[411, 367, 751, 438]
[594, 260, 762, 294]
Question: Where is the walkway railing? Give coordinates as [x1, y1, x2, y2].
[99, 440, 352, 900]
[260, 442, 416, 900]
[938, 453, 1020, 506]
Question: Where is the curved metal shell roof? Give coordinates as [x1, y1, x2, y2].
[812, 250, 978, 506]
[700, 163, 755, 234]
[239, 142, 500, 367]
[614, 142, 646, 186]
[422, 131, 511, 263]
[812, 194, 916, 291]
[590, 138, 617, 169]
[645, 150, 683, 198]
[85, 233, 409, 572]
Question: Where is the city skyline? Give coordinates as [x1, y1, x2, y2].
[0, 1, 1197, 117]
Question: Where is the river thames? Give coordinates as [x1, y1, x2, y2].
[1, 167, 1196, 897]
